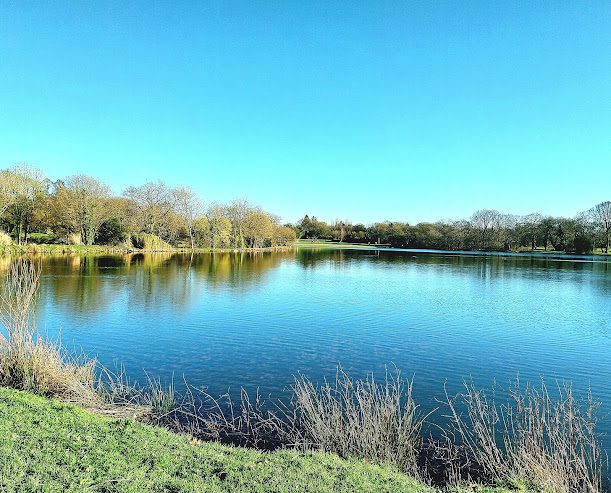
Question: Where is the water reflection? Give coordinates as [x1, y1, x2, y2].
[34, 252, 296, 315]
[21, 249, 610, 318]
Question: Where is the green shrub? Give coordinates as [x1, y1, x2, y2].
[96, 218, 128, 245]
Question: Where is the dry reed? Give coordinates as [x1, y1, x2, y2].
[436, 378, 604, 492]
[0, 258, 98, 402]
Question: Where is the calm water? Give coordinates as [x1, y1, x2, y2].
[26, 249, 611, 445]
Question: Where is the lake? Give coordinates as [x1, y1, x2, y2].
[27, 248, 611, 446]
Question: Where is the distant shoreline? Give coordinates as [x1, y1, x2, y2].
[0, 241, 609, 257]
[294, 240, 611, 257]
[0, 243, 295, 256]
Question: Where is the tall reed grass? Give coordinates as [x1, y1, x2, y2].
[0, 258, 162, 418]
[436, 379, 604, 492]
[0, 259, 98, 402]
[286, 368, 425, 477]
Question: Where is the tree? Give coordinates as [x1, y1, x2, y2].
[498, 214, 519, 251]
[470, 209, 500, 250]
[272, 225, 297, 246]
[3, 165, 48, 244]
[207, 204, 232, 249]
[226, 199, 251, 248]
[589, 201, 611, 253]
[173, 186, 203, 250]
[538, 217, 555, 251]
[123, 181, 175, 238]
[522, 213, 543, 250]
[60, 175, 112, 245]
[243, 209, 276, 248]
[193, 216, 211, 248]
[0, 169, 20, 217]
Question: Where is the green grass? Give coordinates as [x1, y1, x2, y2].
[0, 387, 433, 493]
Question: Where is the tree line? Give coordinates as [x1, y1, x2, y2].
[0, 165, 296, 249]
[296, 203, 611, 254]
[0, 164, 608, 253]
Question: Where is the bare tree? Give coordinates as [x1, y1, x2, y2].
[173, 186, 203, 250]
[589, 201, 611, 253]
[3, 165, 48, 244]
[123, 181, 175, 237]
[470, 209, 500, 250]
[523, 213, 543, 250]
[60, 175, 112, 245]
[0, 169, 20, 217]
[499, 214, 519, 251]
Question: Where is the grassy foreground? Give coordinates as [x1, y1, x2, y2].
[0, 387, 434, 493]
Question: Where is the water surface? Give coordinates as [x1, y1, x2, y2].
[26, 249, 611, 445]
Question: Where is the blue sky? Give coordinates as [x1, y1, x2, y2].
[0, 1, 609, 224]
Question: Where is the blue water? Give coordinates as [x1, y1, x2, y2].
[33, 249, 611, 445]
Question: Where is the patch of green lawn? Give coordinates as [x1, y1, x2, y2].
[0, 387, 430, 493]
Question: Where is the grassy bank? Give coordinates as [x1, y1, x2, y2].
[295, 239, 383, 249]
[0, 387, 433, 493]
[0, 243, 297, 256]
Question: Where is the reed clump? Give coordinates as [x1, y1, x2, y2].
[0, 259, 156, 419]
[436, 379, 604, 493]
[286, 368, 425, 477]
[0, 259, 98, 402]
[169, 368, 426, 479]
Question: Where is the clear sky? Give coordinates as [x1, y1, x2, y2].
[0, 1, 609, 224]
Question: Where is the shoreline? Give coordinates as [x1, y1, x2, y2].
[0, 241, 608, 257]
[0, 387, 435, 493]
[0, 244, 296, 256]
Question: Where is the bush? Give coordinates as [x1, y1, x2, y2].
[27, 232, 60, 244]
[67, 233, 82, 245]
[96, 219, 128, 245]
[131, 234, 173, 251]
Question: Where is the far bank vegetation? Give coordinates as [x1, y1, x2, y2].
[0, 165, 296, 251]
[0, 164, 609, 254]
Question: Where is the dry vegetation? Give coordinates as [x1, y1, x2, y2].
[436, 379, 604, 492]
[0, 259, 98, 402]
[287, 368, 425, 477]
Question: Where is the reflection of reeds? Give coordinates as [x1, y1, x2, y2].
[436, 379, 604, 492]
